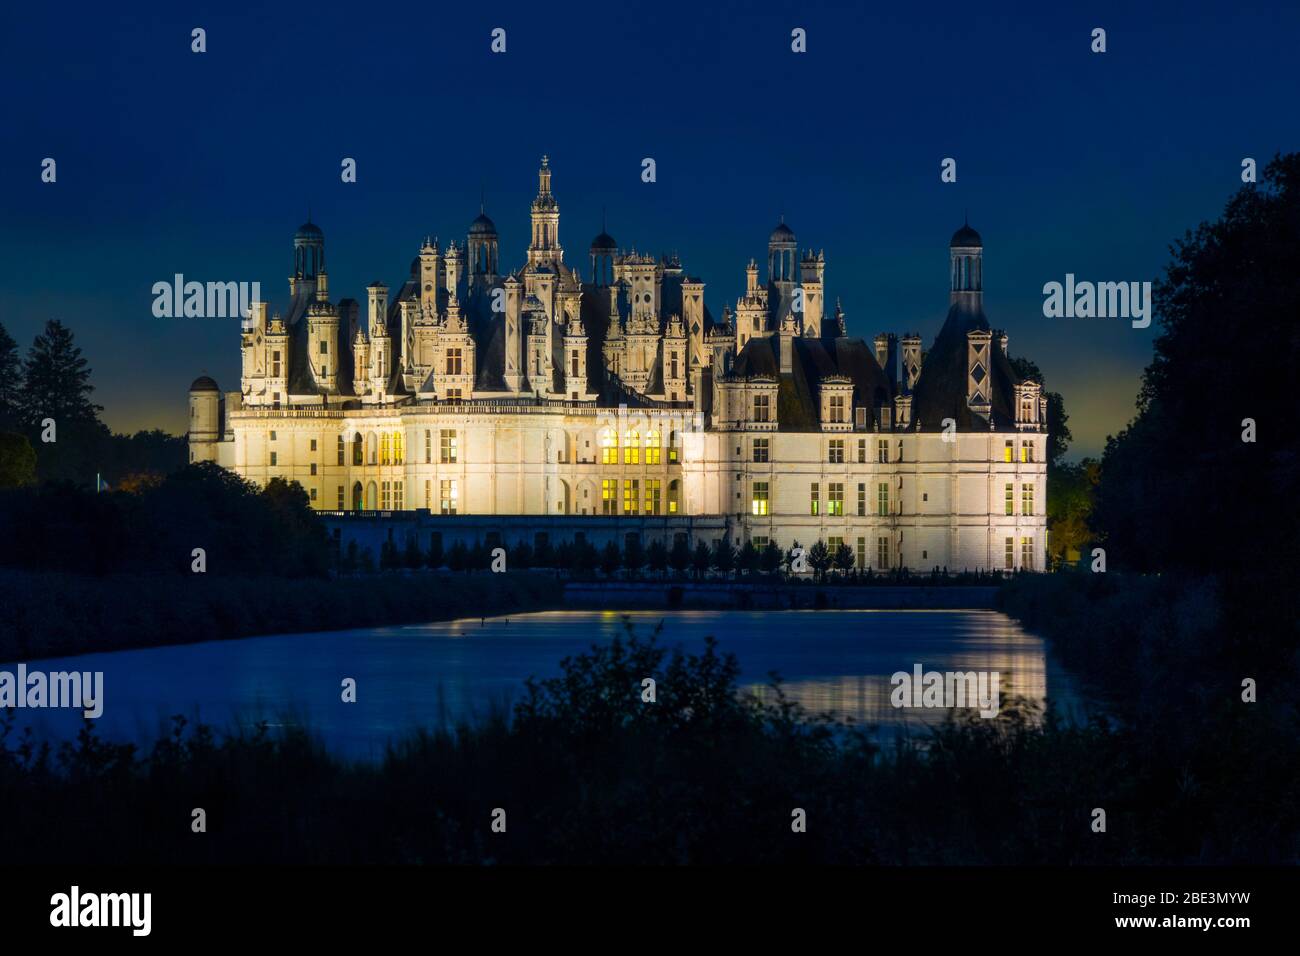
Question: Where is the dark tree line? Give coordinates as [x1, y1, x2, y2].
[0, 318, 186, 488]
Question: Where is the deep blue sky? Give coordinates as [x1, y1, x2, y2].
[2, 0, 1296, 457]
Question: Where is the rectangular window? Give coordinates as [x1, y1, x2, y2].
[425, 430, 432, 464]
[877, 482, 889, 516]
[1020, 536, 1034, 570]
[1005, 483, 1014, 516]
[752, 535, 769, 552]
[602, 479, 617, 515]
[445, 388, 462, 401]
[1022, 483, 1034, 516]
[827, 482, 844, 516]
[337, 485, 345, 510]
[1005, 536, 1014, 570]
[751, 481, 769, 516]
[753, 394, 771, 423]
[393, 432, 403, 465]
[827, 536, 844, 558]
[857, 483, 866, 516]
[829, 395, 845, 423]
[440, 430, 458, 464]
[440, 479, 458, 515]
[393, 481, 403, 511]
[310, 463, 317, 476]
[646, 435, 661, 465]
[381, 481, 391, 510]
[1019, 442, 1028, 463]
[810, 482, 820, 516]
[828, 439, 844, 464]
[310, 487, 317, 501]
[622, 479, 639, 515]
[424, 479, 431, 510]
[320, 341, 328, 355]
[270, 431, 277, 441]
[310, 439, 317, 451]
[752, 438, 769, 463]
[856, 536, 867, 569]
[1004, 440, 1014, 463]
[446, 348, 463, 375]
[877, 439, 889, 463]
[876, 536, 890, 570]
[624, 436, 640, 465]
[1027, 443, 1035, 463]
[380, 433, 391, 465]
[337, 435, 345, 465]
[857, 439, 866, 464]
[668, 440, 679, 464]
[645, 479, 662, 515]
[272, 351, 281, 377]
[571, 353, 579, 378]
[270, 451, 277, 466]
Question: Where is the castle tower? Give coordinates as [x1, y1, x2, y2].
[527, 155, 562, 269]
[767, 217, 797, 324]
[950, 217, 983, 304]
[590, 214, 616, 287]
[290, 219, 324, 297]
[799, 248, 825, 337]
[419, 237, 441, 313]
[187, 376, 222, 463]
[468, 203, 499, 289]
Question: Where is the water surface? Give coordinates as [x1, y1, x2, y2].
[2, 609, 1089, 760]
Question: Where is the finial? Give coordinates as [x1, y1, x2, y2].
[541, 154, 549, 167]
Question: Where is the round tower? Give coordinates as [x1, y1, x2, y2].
[187, 376, 221, 463]
[949, 218, 983, 299]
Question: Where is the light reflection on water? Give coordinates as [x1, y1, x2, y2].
[2, 609, 1090, 760]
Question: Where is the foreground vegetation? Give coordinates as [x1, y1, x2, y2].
[2, 614, 1295, 865]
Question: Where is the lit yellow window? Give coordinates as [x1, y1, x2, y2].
[751, 481, 769, 516]
[624, 430, 640, 465]
[645, 430, 660, 465]
[601, 430, 617, 465]
[1004, 440, 1013, 463]
[601, 478, 617, 515]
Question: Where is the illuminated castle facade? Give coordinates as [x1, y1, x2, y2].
[189, 158, 1048, 571]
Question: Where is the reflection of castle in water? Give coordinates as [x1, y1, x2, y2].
[741, 613, 1072, 730]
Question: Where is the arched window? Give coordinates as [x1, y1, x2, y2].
[380, 433, 392, 465]
[393, 431, 404, 465]
[624, 429, 640, 465]
[667, 479, 681, 514]
[367, 432, 378, 465]
[645, 429, 660, 465]
[353, 433, 363, 466]
[352, 481, 363, 511]
[601, 428, 617, 465]
[668, 430, 680, 464]
[365, 481, 378, 510]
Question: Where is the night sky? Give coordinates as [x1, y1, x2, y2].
[2, 0, 1296, 457]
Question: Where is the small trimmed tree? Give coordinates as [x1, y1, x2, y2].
[833, 541, 855, 578]
[646, 539, 669, 578]
[600, 540, 622, 577]
[808, 540, 832, 582]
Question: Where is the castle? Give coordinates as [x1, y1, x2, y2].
[189, 157, 1047, 571]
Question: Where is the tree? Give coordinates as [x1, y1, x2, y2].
[0, 432, 36, 488]
[690, 540, 711, 580]
[20, 319, 102, 428]
[509, 540, 534, 570]
[760, 540, 782, 575]
[446, 541, 469, 573]
[1094, 153, 1300, 584]
[807, 540, 832, 582]
[599, 540, 622, 577]
[425, 535, 444, 569]
[832, 541, 855, 577]
[622, 536, 646, 578]
[646, 539, 669, 577]
[1045, 458, 1099, 567]
[404, 533, 425, 569]
[0, 323, 21, 431]
[738, 540, 760, 577]
[669, 537, 691, 578]
[711, 538, 736, 579]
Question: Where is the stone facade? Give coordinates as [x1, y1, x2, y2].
[189, 160, 1048, 571]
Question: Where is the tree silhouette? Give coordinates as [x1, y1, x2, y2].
[690, 540, 711, 580]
